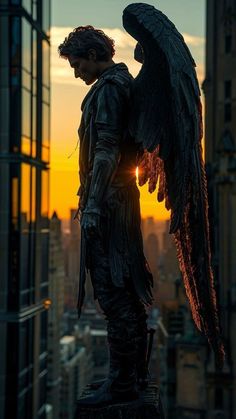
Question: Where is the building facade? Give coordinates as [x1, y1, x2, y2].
[47, 212, 65, 419]
[0, 1, 51, 418]
[203, 0, 236, 417]
[60, 335, 93, 419]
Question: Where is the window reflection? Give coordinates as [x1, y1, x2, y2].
[41, 169, 49, 218]
[32, 30, 37, 79]
[32, 167, 36, 222]
[20, 164, 31, 306]
[42, 40, 50, 87]
[42, 146, 50, 163]
[42, 103, 50, 146]
[42, 86, 50, 104]
[32, 141, 37, 158]
[22, 136, 31, 156]
[22, 69, 31, 90]
[22, 18, 31, 73]
[12, 177, 19, 231]
[21, 163, 31, 224]
[23, 0, 31, 14]
[33, 1, 37, 20]
[42, 0, 50, 36]
[32, 94, 36, 142]
[22, 88, 31, 139]
[11, 17, 21, 84]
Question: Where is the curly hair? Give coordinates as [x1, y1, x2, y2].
[58, 25, 115, 61]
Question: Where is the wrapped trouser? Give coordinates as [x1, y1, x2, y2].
[88, 233, 148, 393]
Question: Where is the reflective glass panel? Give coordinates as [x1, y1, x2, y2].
[33, 1, 37, 20]
[21, 136, 31, 156]
[42, 103, 50, 146]
[31, 166, 36, 222]
[42, 146, 50, 163]
[42, 0, 50, 36]
[11, 17, 21, 79]
[12, 177, 19, 231]
[32, 140, 37, 158]
[20, 164, 31, 305]
[32, 94, 36, 142]
[42, 40, 50, 87]
[21, 163, 31, 224]
[42, 86, 50, 104]
[23, 0, 31, 14]
[32, 30, 37, 79]
[22, 88, 31, 138]
[41, 169, 49, 218]
[22, 69, 31, 90]
[22, 18, 31, 72]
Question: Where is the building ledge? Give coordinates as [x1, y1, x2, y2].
[75, 382, 165, 419]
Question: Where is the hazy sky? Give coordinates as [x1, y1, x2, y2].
[52, 0, 205, 36]
[50, 0, 206, 220]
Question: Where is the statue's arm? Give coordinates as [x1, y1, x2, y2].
[81, 82, 126, 234]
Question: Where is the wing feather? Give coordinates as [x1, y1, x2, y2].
[123, 2, 225, 367]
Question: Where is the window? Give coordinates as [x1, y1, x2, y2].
[215, 387, 224, 409]
[42, 0, 50, 35]
[10, 17, 21, 152]
[21, 88, 31, 155]
[41, 169, 49, 218]
[224, 80, 232, 123]
[23, 0, 32, 15]
[22, 18, 31, 73]
[42, 40, 50, 87]
[225, 34, 232, 54]
[9, 166, 20, 310]
[225, 80, 231, 99]
[42, 103, 50, 146]
[225, 103, 232, 122]
[20, 164, 31, 305]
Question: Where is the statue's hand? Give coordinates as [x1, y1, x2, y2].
[80, 210, 101, 239]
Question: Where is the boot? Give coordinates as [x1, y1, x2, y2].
[78, 337, 139, 406]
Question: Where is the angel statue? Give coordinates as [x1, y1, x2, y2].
[58, 2, 225, 406]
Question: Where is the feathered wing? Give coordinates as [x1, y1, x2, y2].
[123, 2, 225, 366]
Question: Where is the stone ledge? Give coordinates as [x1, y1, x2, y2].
[75, 382, 165, 419]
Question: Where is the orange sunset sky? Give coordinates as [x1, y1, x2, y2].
[50, 1, 205, 221]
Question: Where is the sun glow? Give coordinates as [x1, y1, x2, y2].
[50, 26, 205, 222]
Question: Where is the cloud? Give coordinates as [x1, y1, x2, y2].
[182, 33, 205, 47]
[51, 26, 205, 86]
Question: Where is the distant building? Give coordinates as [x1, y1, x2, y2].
[0, 2, 51, 418]
[64, 209, 81, 311]
[90, 329, 109, 381]
[157, 277, 206, 419]
[145, 233, 160, 277]
[203, 0, 236, 417]
[59, 335, 92, 419]
[47, 212, 65, 418]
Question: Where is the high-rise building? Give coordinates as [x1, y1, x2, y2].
[47, 212, 65, 419]
[0, 1, 51, 418]
[203, 0, 236, 417]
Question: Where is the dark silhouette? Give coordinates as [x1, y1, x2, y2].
[58, 2, 224, 407]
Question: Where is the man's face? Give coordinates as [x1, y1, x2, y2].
[68, 53, 100, 85]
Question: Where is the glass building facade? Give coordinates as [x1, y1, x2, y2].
[0, 1, 50, 418]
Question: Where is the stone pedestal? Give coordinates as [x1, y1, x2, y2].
[75, 382, 165, 419]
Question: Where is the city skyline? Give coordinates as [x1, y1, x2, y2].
[50, 0, 206, 220]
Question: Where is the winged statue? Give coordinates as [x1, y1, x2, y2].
[59, 2, 225, 406]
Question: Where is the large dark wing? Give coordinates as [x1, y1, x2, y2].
[123, 3, 225, 367]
